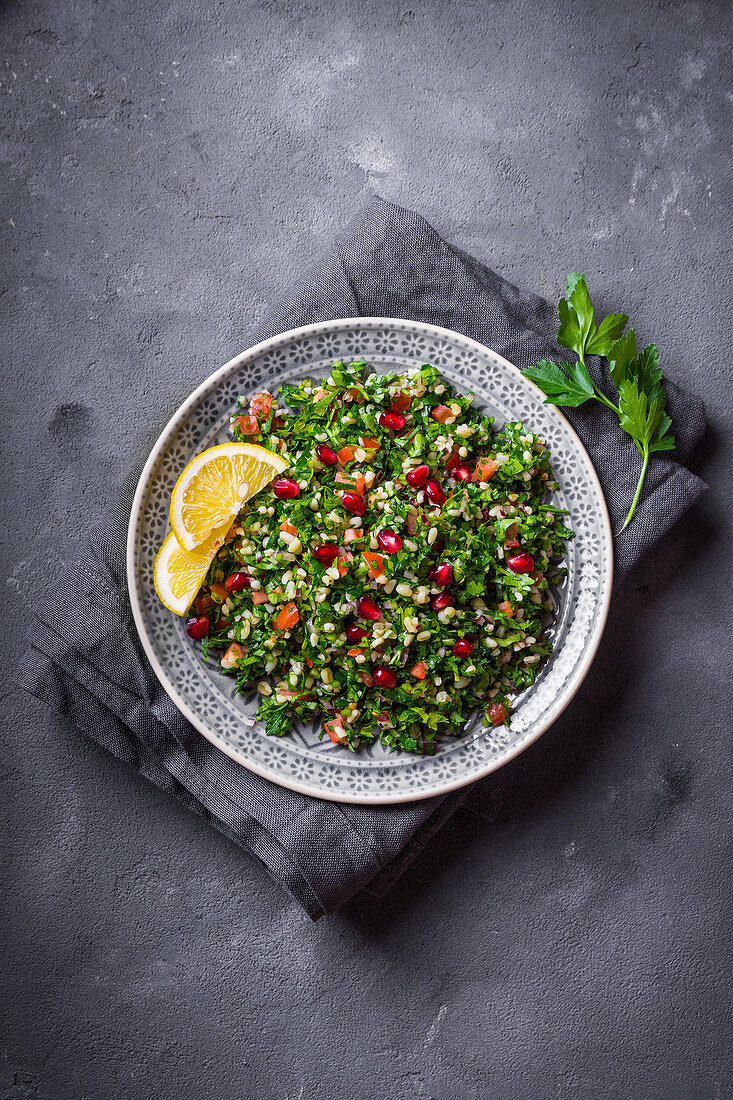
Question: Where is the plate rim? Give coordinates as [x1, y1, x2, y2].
[126, 316, 614, 804]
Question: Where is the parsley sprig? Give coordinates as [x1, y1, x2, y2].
[525, 274, 675, 532]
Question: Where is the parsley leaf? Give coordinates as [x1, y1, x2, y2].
[524, 359, 595, 407]
[586, 311, 629, 356]
[557, 297, 585, 359]
[607, 329, 637, 388]
[635, 344, 662, 404]
[567, 274, 595, 349]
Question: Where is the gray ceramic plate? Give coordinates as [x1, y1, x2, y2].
[127, 318, 613, 804]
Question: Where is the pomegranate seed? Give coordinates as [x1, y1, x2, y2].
[430, 562, 453, 587]
[452, 465, 472, 482]
[357, 595, 382, 621]
[379, 411, 406, 431]
[345, 623, 368, 643]
[341, 491, 366, 515]
[452, 639, 474, 657]
[406, 464, 430, 488]
[224, 571, 251, 592]
[316, 443, 338, 466]
[273, 477, 300, 499]
[312, 543, 340, 565]
[377, 529, 402, 554]
[432, 593, 456, 611]
[373, 666, 397, 688]
[425, 479, 446, 505]
[507, 551, 535, 574]
[488, 702, 507, 725]
[186, 614, 210, 640]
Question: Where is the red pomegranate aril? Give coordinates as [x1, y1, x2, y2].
[316, 443, 338, 466]
[406, 464, 430, 488]
[488, 702, 507, 725]
[345, 623, 368, 643]
[425, 479, 446, 505]
[377, 529, 402, 554]
[507, 551, 535, 574]
[186, 614, 210, 640]
[452, 639, 474, 657]
[373, 666, 397, 689]
[432, 593, 456, 611]
[224, 571, 250, 593]
[273, 477, 300, 499]
[357, 595, 382, 621]
[379, 411, 406, 431]
[341, 491, 366, 515]
[430, 562, 453, 587]
[452, 465, 472, 482]
[312, 543, 340, 565]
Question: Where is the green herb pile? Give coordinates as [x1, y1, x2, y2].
[192, 361, 572, 754]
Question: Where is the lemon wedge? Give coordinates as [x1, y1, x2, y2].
[169, 442, 288, 551]
[154, 524, 232, 615]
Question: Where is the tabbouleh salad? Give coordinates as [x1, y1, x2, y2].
[187, 360, 573, 754]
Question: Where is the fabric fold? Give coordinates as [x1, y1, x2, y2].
[21, 196, 707, 918]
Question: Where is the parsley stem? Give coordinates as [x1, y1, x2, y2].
[619, 445, 649, 532]
[591, 386, 620, 415]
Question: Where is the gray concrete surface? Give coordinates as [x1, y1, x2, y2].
[1, 0, 731, 1097]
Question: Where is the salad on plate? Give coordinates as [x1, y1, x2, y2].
[155, 360, 573, 755]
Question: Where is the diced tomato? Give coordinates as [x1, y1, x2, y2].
[275, 602, 299, 631]
[337, 555, 350, 577]
[249, 392, 273, 419]
[445, 445, 462, 471]
[431, 404, 453, 423]
[337, 446, 355, 465]
[347, 648, 364, 658]
[221, 643, 245, 670]
[357, 670, 374, 687]
[278, 689, 312, 701]
[505, 538, 520, 549]
[236, 415, 260, 435]
[215, 616, 230, 631]
[279, 519, 298, 537]
[343, 528, 361, 543]
[498, 600, 515, 618]
[210, 582, 229, 603]
[324, 717, 348, 744]
[194, 593, 216, 614]
[358, 436, 380, 454]
[488, 702, 508, 726]
[376, 711, 392, 726]
[473, 457, 499, 482]
[390, 393, 411, 413]
[335, 471, 365, 495]
[411, 661, 427, 680]
[348, 387, 364, 404]
[362, 551, 385, 578]
[252, 590, 269, 604]
[306, 659, 314, 668]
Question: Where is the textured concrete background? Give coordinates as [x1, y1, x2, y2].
[1, 0, 731, 1097]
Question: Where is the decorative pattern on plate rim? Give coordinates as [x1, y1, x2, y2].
[127, 318, 613, 804]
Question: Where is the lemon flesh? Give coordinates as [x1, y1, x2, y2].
[154, 525, 230, 616]
[169, 442, 288, 551]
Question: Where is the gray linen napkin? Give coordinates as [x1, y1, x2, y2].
[21, 197, 707, 919]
